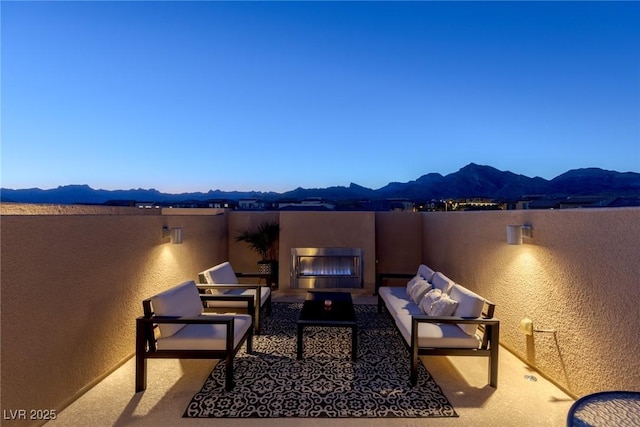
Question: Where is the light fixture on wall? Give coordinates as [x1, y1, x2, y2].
[162, 226, 183, 244]
[506, 224, 532, 245]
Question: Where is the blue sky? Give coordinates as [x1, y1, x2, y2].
[2, 1, 639, 193]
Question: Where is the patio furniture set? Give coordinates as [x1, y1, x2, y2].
[135, 262, 500, 393]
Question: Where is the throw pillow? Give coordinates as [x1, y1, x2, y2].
[419, 288, 442, 314]
[428, 294, 458, 316]
[406, 275, 422, 297]
[410, 279, 432, 304]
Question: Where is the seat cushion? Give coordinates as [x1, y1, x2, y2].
[449, 284, 486, 336]
[151, 280, 204, 338]
[379, 287, 423, 316]
[156, 314, 252, 350]
[395, 314, 481, 349]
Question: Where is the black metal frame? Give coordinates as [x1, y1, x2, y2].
[198, 271, 273, 335]
[296, 291, 358, 361]
[135, 294, 254, 392]
[378, 287, 500, 388]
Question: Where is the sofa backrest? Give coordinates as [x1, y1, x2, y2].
[449, 284, 486, 336]
[431, 272, 454, 294]
[149, 280, 204, 338]
[416, 264, 436, 282]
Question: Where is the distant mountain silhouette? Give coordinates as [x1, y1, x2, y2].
[2, 163, 639, 205]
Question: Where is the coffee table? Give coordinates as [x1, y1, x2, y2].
[296, 291, 357, 361]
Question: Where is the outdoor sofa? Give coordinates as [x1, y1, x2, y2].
[378, 264, 500, 387]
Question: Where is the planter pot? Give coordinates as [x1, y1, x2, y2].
[257, 260, 277, 275]
[257, 260, 278, 288]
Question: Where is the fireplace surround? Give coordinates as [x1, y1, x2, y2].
[290, 247, 363, 289]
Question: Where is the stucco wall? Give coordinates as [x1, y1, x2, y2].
[2, 205, 638, 422]
[421, 208, 640, 396]
[374, 212, 423, 282]
[0, 206, 228, 424]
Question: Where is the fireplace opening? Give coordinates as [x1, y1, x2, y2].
[291, 247, 363, 289]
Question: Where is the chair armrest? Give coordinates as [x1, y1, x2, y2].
[412, 315, 500, 326]
[235, 272, 272, 280]
[235, 272, 274, 288]
[197, 284, 262, 292]
[137, 315, 239, 325]
[200, 294, 255, 311]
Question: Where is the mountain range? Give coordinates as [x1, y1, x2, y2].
[2, 163, 639, 205]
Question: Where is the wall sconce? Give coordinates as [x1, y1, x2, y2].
[162, 226, 183, 244]
[506, 224, 532, 245]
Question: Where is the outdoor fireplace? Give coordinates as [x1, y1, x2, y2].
[290, 247, 363, 289]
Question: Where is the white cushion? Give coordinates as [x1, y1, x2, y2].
[156, 314, 252, 350]
[199, 269, 228, 294]
[206, 262, 239, 285]
[416, 264, 436, 282]
[151, 280, 204, 338]
[431, 272, 454, 295]
[395, 314, 480, 349]
[449, 284, 486, 336]
[406, 275, 422, 297]
[419, 288, 443, 314]
[409, 279, 432, 304]
[379, 287, 423, 316]
[428, 294, 458, 316]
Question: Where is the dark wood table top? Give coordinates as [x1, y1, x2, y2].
[299, 291, 356, 324]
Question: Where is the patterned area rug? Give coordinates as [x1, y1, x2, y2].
[184, 302, 457, 418]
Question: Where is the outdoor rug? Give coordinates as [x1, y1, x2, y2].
[183, 302, 457, 418]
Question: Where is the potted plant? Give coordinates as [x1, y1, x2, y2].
[235, 220, 281, 276]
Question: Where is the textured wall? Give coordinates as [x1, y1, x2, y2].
[0, 206, 228, 425]
[421, 208, 640, 396]
[2, 205, 638, 421]
[374, 211, 423, 278]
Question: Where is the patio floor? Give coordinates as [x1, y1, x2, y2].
[48, 294, 575, 426]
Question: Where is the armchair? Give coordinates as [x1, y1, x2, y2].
[198, 261, 272, 334]
[136, 280, 253, 392]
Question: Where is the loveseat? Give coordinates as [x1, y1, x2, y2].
[378, 264, 500, 387]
